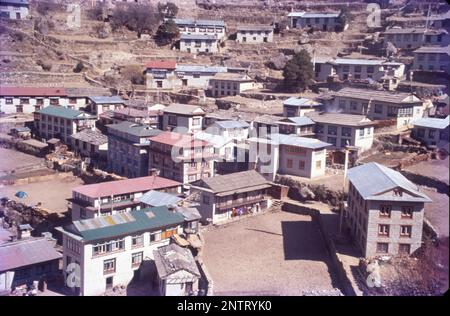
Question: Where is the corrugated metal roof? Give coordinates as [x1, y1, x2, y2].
[106, 121, 162, 137]
[194, 132, 230, 148]
[0, 87, 66, 97]
[0, 238, 61, 272]
[193, 170, 271, 194]
[347, 162, 432, 202]
[288, 11, 340, 18]
[71, 129, 108, 146]
[278, 116, 316, 126]
[237, 25, 273, 32]
[328, 87, 423, 104]
[412, 116, 450, 129]
[384, 27, 448, 35]
[153, 244, 200, 279]
[180, 34, 218, 40]
[163, 103, 205, 115]
[306, 112, 374, 127]
[283, 97, 322, 107]
[173, 18, 225, 27]
[73, 175, 181, 199]
[414, 45, 450, 55]
[70, 206, 184, 242]
[139, 190, 182, 207]
[89, 96, 124, 104]
[175, 64, 227, 73]
[268, 133, 331, 149]
[38, 106, 95, 120]
[213, 120, 249, 129]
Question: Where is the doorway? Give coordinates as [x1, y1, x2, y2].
[106, 277, 113, 290]
[182, 79, 188, 87]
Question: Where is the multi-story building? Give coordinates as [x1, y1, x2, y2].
[145, 60, 229, 90]
[148, 131, 216, 184]
[412, 45, 450, 74]
[287, 11, 342, 31]
[0, 0, 29, 20]
[179, 34, 220, 54]
[104, 107, 161, 128]
[71, 129, 108, 161]
[35, 106, 96, 145]
[319, 87, 425, 129]
[283, 97, 322, 117]
[88, 96, 125, 118]
[106, 121, 162, 178]
[248, 133, 330, 180]
[0, 87, 68, 114]
[209, 73, 256, 97]
[411, 115, 449, 151]
[313, 57, 405, 88]
[277, 116, 316, 137]
[173, 18, 226, 40]
[161, 104, 205, 134]
[236, 25, 274, 43]
[383, 28, 450, 49]
[208, 120, 250, 142]
[190, 170, 273, 224]
[346, 162, 432, 258]
[69, 175, 182, 221]
[57, 205, 185, 296]
[306, 112, 375, 152]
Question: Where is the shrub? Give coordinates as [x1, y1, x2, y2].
[73, 61, 85, 73]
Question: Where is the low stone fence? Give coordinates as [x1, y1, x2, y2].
[282, 202, 358, 296]
[400, 170, 449, 196]
[196, 232, 214, 296]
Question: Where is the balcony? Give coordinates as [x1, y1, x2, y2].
[216, 196, 267, 211]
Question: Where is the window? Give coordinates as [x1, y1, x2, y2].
[162, 227, 178, 239]
[374, 104, 383, 114]
[343, 65, 350, 72]
[67, 237, 80, 254]
[398, 244, 411, 255]
[387, 106, 397, 117]
[5, 98, 13, 104]
[150, 231, 162, 243]
[20, 98, 29, 105]
[203, 195, 210, 205]
[376, 242, 389, 254]
[400, 225, 412, 237]
[168, 115, 177, 125]
[315, 160, 322, 170]
[131, 252, 143, 267]
[156, 81, 163, 88]
[412, 34, 418, 41]
[299, 160, 305, 170]
[192, 118, 201, 126]
[16, 105, 23, 113]
[401, 206, 413, 218]
[428, 129, 436, 139]
[327, 125, 337, 135]
[103, 258, 116, 274]
[339, 100, 346, 110]
[93, 239, 125, 256]
[359, 129, 364, 137]
[286, 159, 293, 168]
[367, 66, 374, 73]
[350, 101, 358, 111]
[417, 128, 425, 137]
[354, 65, 361, 73]
[327, 137, 337, 146]
[132, 234, 143, 247]
[341, 127, 351, 137]
[378, 224, 390, 236]
[315, 124, 324, 134]
[379, 205, 391, 217]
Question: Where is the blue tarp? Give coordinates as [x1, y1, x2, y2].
[15, 191, 28, 199]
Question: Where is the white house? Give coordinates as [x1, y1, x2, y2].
[236, 25, 274, 43]
[209, 73, 256, 97]
[383, 28, 450, 49]
[411, 116, 449, 151]
[87, 96, 125, 118]
[71, 129, 108, 161]
[57, 206, 185, 296]
[287, 11, 342, 31]
[153, 244, 201, 296]
[162, 103, 205, 134]
[208, 120, 250, 142]
[306, 112, 375, 152]
[179, 34, 220, 54]
[173, 18, 226, 40]
[0, 0, 29, 20]
[413, 45, 450, 74]
[0, 87, 68, 114]
[283, 97, 322, 117]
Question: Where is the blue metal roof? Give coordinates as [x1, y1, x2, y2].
[89, 96, 124, 104]
[213, 120, 250, 129]
[288, 11, 340, 18]
[0, 0, 29, 6]
[280, 116, 315, 126]
[268, 133, 331, 149]
[347, 162, 432, 202]
[180, 34, 218, 40]
[412, 116, 449, 130]
[283, 97, 321, 107]
[175, 65, 227, 73]
[139, 190, 182, 207]
[173, 18, 225, 27]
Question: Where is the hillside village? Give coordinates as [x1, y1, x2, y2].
[0, 0, 449, 297]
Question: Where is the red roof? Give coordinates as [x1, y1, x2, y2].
[0, 87, 67, 97]
[145, 60, 177, 69]
[73, 175, 181, 199]
[150, 131, 209, 147]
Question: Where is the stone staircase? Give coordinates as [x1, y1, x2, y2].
[267, 199, 284, 212]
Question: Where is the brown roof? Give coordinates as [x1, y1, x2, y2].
[145, 60, 177, 69]
[326, 87, 423, 105]
[210, 73, 254, 82]
[0, 87, 67, 97]
[192, 170, 271, 195]
[150, 131, 209, 147]
[306, 112, 375, 127]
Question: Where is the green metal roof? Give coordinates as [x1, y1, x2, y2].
[70, 206, 184, 242]
[38, 106, 95, 120]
